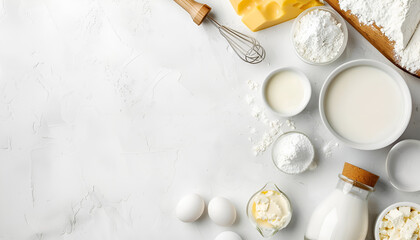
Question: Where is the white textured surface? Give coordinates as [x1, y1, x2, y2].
[0, 0, 419, 239]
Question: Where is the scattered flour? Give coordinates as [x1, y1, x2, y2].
[397, 29, 420, 73]
[247, 80, 259, 90]
[323, 141, 339, 158]
[252, 120, 284, 155]
[339, 0, 420, 73]
[293, 9, 345, 63]
[246, 80, 296, 156]
[272, 132, 314, 174]
[245, 94, 255, 105]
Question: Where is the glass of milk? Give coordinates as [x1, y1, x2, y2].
[305, 163, 379, 240]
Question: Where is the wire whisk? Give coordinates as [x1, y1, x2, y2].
[174, 0, 266, 64]
[207, 16, 265, 64]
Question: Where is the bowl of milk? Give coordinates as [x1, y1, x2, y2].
[262, 67, 311, 117]
[319, 59, 412, 150]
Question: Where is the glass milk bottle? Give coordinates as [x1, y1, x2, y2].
[305, 162, 379, 240]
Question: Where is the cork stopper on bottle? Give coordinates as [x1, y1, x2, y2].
[342, 162, 379, 188]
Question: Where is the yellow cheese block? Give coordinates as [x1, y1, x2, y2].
[230, 0, 323, 31]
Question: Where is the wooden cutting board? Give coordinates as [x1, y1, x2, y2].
[325, 0, 420, 78]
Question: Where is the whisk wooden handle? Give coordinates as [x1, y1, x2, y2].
[174, 0, 211, 25]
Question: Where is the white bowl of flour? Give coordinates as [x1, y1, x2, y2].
[272, 131, 315, 175]
[292, 6, 348, 65]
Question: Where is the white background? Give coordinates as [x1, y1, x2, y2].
[0, 0, 419, 239]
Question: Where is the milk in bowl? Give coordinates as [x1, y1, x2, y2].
[321, 61, 411, 150]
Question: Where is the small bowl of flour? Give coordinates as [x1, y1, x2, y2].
[272, 131, 315, 175]
[292, 6, 348, 65]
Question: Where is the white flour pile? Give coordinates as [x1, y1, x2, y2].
[339, 0, 420, 73]
[293, 9, 345, 63]
[272, 132, 314, 174]
[246, 80, 296, 156]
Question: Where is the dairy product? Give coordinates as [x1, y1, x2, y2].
[305, 163, 379, 240]
[386, 209, 405, 229]
[264, 69, 310, 116]
[324, 65, 404, 144]
[250, 190, 292, 229]
[229, 0, 323, 31]
[305, 189, 369, 240]
[247, 183, 292, 237]
[379, 206, 420, 240]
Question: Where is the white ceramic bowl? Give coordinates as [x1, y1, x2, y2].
[262, 67, 311, 117]
[386, 139, 420, 192]
[291, 6, 348, 65]
[374, 202, 420, 240]
[319, 59, 412, 150]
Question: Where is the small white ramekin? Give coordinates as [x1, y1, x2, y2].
[386, 139, 420, 192]
[291, 6, 348, 65]
[261, 67, 311, 117]
[374, 202, 420, 240]
[319, 59, 412, 150]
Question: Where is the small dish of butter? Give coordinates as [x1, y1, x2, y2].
[246, 182, 292, 238]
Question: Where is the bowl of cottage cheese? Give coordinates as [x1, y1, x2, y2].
[375, 202, 420, 240]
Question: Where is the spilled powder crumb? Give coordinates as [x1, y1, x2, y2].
[247, 80, 259, 90]
[246, 80, 296, 156]
[323, 141, 339, 158]
[253, 120, 284, 155]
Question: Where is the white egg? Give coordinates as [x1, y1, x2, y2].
[176, 193, 205, 222]
[208, 197, 236, 226]
[215, 231, 242, 240]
